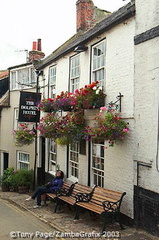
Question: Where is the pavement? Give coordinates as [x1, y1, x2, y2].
[0, 189, 159, 240]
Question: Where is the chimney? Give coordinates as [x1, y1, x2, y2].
[29, 39, 45, 63]
[76, 0, 95, 32]
[76, 0, 111, 32]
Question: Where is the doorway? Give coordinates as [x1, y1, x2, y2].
[1, 152, 9, 175]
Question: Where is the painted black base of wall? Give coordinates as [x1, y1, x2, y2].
[121, 213, 134, 227]
[134, 186, 159, 236]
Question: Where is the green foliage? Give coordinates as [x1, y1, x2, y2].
[12, 169, 34, 189]
[85, 107, 129, 147]
[12, 123, 36, 147]
[0, 167, 15, 187]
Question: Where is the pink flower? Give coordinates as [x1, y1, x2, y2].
[123, 128, 129, 133]
[100, 106, 108, 111]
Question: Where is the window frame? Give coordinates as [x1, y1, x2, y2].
[91, 39, 106, 88]
[49, 139, 57, 174]
[69, 142, 79, 180]
[91, 140, 105, 187]
[17, 151, 30, 170]
[49, 65, 56, 98]
[70, 55, 80, 93]
[10, 66, 36, 90]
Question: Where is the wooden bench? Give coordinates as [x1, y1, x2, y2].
[55, 183, 95, 213]
[47, 181, 75, 212]
[75, 186, 126, 233]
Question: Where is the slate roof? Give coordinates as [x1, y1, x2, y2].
[39, 1, 135, 69]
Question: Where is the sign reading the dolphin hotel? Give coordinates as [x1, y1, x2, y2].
[18, 91, 41, 122]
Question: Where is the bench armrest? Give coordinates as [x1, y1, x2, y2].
[102, 200, 121, 213]
[75, 192, 92, 202]
[57, 183, 75, 196]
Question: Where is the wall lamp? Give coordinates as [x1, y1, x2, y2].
[74, 45, 88, 53]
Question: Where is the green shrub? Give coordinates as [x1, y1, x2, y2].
[0, 167, 15, 187]
[12, 169, 34, 189]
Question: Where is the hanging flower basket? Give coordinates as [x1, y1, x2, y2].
[56, 91, 77, 111]
[55, 110, 85, 145]
[38, 110, 85, 145]
[37, 113, 60, 139]
[12, 124, 36, 147]
[37, 98, 58, 112]
[84, 107, 129, 147]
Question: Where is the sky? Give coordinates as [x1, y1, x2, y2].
[0, 0, 129, 70]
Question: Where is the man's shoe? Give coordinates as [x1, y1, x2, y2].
[25, 197, 33, 201]
[33, 205, 42, 209]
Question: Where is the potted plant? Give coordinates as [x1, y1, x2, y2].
[0, 167, 15, 191]
[13, 169, 34, 194]
[75, 81, 106, 109]
[37, 98, 58, 112]
[12, 123, 36, 146]
[38, 111, 85, 145]
[37, 113, 60, 139]
[55, 111, 85, 145]
[55, 91, 77, 111]
[84, 106, 129, 147]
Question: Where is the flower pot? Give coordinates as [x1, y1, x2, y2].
[94, 97, 105, 108]
[60, 105, 73, 112]
[9, 186, 15, 192]
[1, 184, 9, 192]
[18, 185, 29, 194]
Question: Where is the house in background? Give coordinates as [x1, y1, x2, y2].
[0, 70, 9, 172]
[0, 39, 45, 184]
[0, 70, 9, 107]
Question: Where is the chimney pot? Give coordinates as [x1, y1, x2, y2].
[37, 39, 42, 51]
[32, 41, 37, 51]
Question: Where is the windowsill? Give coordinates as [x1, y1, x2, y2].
[48, 170, 56, 176]
[67, 176, 78, 183]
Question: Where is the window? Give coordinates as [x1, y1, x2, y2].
[30, 68, 36, 84]
[10, 66, 36, 90]
[17, 152, 30, 170]
[70, 55, 80, 93]
[49, 66, 56, 98]
[92, 40, 106, 87]
[49, 139, 57, 172]
[91, 140, 104, 187]
[14, 108, 19, 130]
[11, 71, 16, 89]
[69, 142, 79, 179]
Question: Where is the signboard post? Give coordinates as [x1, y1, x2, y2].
[18, 91, 41, 189]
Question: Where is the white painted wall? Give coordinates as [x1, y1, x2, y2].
[135, 0, 159, 35]
[134, 0, 159, 195]
[41, 16, 135, 219]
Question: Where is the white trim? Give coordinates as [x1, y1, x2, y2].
[0, 152, 4, 176]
